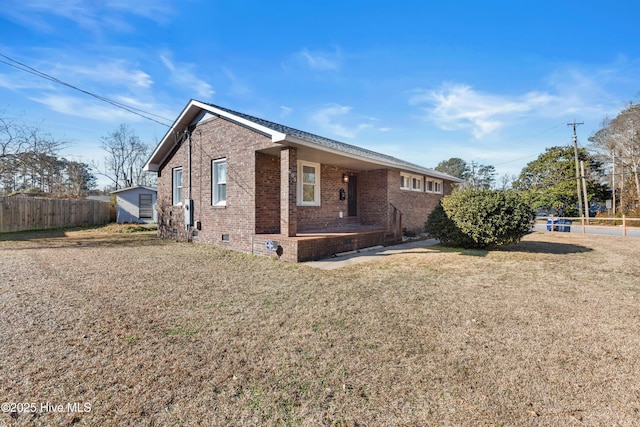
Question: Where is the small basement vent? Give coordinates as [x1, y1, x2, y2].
[221, 234, 230, 242]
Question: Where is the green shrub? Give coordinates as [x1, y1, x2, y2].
[425, 189, 535, 249]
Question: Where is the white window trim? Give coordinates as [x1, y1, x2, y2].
[297, 160, 321, 206]
[426, 178, 443, 194]
[401, 172, 424, 192]
[172, 167, 183, 205]
[400, 173, 411, 190]
[212, 158, 227, 206]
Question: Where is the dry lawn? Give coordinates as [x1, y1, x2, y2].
[1, 226, 640, 426]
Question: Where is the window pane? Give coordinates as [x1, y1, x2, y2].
[303, 165, 315, 184]
[173, 168, 183, 204]
[218, 183, 226, 202]
[303, 183, 315, 202]
[217, 162, 226, 184]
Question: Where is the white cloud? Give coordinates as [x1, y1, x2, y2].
[29, 92, 175, 125]
[159, 53, 214, 99]
[280, 106, 293, 117]
[223, 68, 250, 97]
[53, 60, 153, 89]
[295, 47, 342, 71]
[29, 94, 141, 121]
[410, 83, 557, 138]
[0, 73, 53, 91]
[0, 0, 173, 33]
[309, 104, 372, 139]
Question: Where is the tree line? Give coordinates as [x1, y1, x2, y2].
[436, 102, 640, 217]
[0, 116, 154, 198]
[0, 116, 95, 197]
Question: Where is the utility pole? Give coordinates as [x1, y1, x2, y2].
[568, 121, 584, 217]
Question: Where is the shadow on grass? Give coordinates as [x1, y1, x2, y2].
[420, 241, 592, 257]
[0, 226, 166, 250]
[499, 240, 593, 254]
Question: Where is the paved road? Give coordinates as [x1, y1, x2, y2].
[533, 221, 640, 237]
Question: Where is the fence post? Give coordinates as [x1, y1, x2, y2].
[623, 215, 627, 237]
[581, 216, 585, 234]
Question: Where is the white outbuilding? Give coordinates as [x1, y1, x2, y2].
[110, 185, 157, 224]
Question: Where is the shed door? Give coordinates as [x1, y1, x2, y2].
[139, 194, 153, 219]
[348, 176, 357, 217]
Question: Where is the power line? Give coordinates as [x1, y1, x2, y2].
[0, 52, 173, 128]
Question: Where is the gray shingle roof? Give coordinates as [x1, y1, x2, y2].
[202, 101, 460, 181]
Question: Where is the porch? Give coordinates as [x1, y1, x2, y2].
[252, 224, 402, 262]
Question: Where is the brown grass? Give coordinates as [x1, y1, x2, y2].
[1, 228, 640, 426]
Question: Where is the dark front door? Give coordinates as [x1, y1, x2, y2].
[348, 175, 357, 217]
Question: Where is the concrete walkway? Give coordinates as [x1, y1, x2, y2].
[304, 238, 440, 270]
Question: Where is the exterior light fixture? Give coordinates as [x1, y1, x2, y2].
[342, 174, 349, 183]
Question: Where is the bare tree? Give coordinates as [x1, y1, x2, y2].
[0, 115, 70, 194]
[590, 104, 640, 212]
[95, 123, 152, 190]
[498, 173, 517, 191]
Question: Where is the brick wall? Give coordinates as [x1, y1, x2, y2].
[255, 152, 280, 234]
[296, 165, 354, 231]
[157, 115, 280, 253]
[358, 169, 389, 227]
[251, 231, 387, 262]
[387, 170, 457, 234]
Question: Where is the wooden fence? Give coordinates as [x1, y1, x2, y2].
[0, 196, 111, 233]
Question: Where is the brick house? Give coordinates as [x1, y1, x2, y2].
[144, 100, 462, 262]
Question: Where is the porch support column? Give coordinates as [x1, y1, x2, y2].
[280, 146, 297, 237]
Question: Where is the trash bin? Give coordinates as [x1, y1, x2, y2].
[546, 218, 571, 232]
[558, 219, 572, 232]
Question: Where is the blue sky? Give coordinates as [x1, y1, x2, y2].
[1, 0, 639, 188]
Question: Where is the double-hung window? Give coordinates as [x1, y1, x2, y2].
[297, 160, 321, 206]
[172, 167, 183, 205]
[212, 158, 227, 206]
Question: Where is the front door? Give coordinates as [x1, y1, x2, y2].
[348, 175, 357, 217]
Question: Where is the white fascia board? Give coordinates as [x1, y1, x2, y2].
[192, 101, 287, 142]
[144, 99, 289, 172]
[143, 101, 197, 172]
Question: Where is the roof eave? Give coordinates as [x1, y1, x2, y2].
[144, 100, 287, 172]
[280, 135, 462, 182]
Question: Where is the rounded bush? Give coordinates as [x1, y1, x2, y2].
[425, 189, 535, 249]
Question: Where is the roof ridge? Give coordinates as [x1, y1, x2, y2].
[197, 101, 460, 181]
